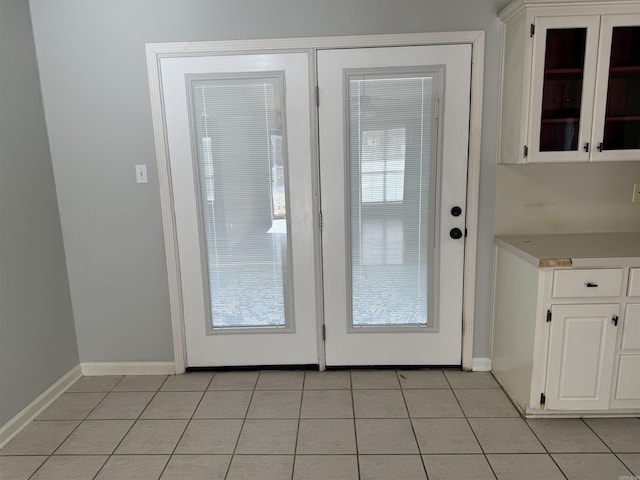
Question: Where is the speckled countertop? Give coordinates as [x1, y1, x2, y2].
[495, 232, 640, 267]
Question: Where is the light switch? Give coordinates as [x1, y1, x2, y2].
[135, 164, 148, 184]
[634, 184, 640, 203]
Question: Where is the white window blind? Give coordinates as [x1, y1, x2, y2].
[190, 74, 291, 329]
[348, 73, 438, 327]
[361, 128, 406, 203]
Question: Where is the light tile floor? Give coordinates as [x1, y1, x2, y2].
[1, 370, 639, 479]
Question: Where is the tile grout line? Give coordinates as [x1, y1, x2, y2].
[23, 375, 149, 480]
[520, 415, 570, 480]
[348, 371, 362, 480]
[29, 377, 123, 480]
[222, 372, 259, 480]
[396, 369, 430, 480]
[446, 371, 499, 480]
[581, 417, 618, 455]
[289, 371, 308, 480]
[156, 372, 217, 479]
[90, 374, 172, 480]
[581, 417, 638, 478]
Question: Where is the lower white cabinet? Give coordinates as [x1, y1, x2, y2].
[493, 235, 640, 416]
[546, 304, 619, 410]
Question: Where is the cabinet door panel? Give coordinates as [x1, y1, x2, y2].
[546, 304, 619, 410]
[614, 303, 640, 405]
[628, 269, 640, 297]
[614, 356, 640, 402]
[621, 304, 640, 350]
[592, 14, 640, 161]
[528, 16, 600, 162]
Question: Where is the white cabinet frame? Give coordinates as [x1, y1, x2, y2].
[499, 0, 640, 164]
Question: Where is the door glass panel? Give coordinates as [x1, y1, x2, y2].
[539, 28, 587, 152]
[190, 74, 292, 330]
[348, 72, 437, 328]
[603, 26, 640, 150]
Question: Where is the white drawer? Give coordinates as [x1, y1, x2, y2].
[629, 269, 640, 297]
[552, 269, 623, 298]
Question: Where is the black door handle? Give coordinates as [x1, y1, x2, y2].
[450, 228, 463, 240]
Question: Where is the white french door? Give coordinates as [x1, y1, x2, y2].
[156, 42, 471, 368]
[160, 53, 319, 366]
[318, 45, 471, 365]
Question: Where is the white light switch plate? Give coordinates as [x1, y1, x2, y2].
[135, 164, 148, 184]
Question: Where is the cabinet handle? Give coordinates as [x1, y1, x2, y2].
[583, 142, 589, 152]
[612, 315, 619, 327]
[585, 282, 598, 287]
[597, 142, 604, 152]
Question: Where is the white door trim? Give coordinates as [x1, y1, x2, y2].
[146, 31, 485, 373]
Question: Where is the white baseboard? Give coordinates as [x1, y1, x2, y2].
[472, 357, 492, 371]
[81, 362, 176, 376]
[0, 364, 82, 450]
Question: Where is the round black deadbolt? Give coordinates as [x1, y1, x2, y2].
[450, 227, 463, 239]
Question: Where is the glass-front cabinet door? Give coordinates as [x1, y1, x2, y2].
[539, 28, 587, 152]
[528, 14, 640, 163]
[592, 14, 640, 161]
[528, 16, 600, 162]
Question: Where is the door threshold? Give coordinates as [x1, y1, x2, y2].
[186, 364, 319, 372]
[325, 364, 462, 371]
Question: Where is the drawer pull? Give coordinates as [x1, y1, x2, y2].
[585, 282, 599, 288]
[612, 315, 619, 327]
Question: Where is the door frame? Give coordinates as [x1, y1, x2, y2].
[146, 31, 485, 373]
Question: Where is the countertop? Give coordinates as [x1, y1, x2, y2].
[495, 232, 640, 267]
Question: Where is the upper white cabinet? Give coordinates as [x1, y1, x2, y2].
[499, 1, 640, 163]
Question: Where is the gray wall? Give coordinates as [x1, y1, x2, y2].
[0, 0, 78, 427]
[29, 0, 511, 362]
